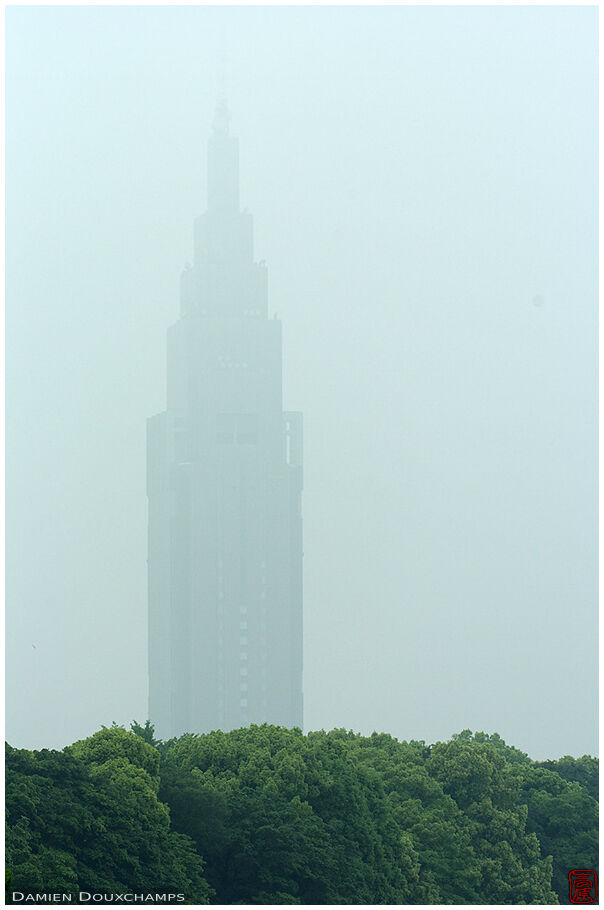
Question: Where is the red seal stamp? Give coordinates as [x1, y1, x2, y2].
[569, 870, 598, 904]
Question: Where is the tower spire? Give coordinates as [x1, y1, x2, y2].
[218, 32, 228, 105]
[212, 97, 231, 136]
[207, 100, 239, 212]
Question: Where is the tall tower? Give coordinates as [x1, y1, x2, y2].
[147, 102, 303, 738]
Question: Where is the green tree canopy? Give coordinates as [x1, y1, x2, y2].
[6, 725, 597, 905]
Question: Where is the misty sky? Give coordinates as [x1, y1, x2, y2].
[6, 5, 598, 760]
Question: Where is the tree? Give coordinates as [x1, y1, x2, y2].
[516, 764, 598, 904]
[6, 724, 597, 905]
[427, 739, 557, 904]
[130, 720, 161, 748]
[6, 730, 212, 904]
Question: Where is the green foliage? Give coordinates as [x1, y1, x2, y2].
[536, 755, 599, 802]
[5, 726, 598, 904]
[131, 719, 161, 748]
[6, 731, 212, 904]
[516, 765, 599, 904]
[68, 725, 161, 785]
[427, 739, 557, 904]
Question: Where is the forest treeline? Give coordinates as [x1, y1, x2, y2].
[6, 723, 598, 905]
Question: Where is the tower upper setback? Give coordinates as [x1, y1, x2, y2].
[179, 100, 265, 322]
[147, 104, 303, 739]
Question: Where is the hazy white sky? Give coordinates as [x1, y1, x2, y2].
[6, 5, 597, 760]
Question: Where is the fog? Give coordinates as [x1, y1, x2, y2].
[6, 5, 597, 760]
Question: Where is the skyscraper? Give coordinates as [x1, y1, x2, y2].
[147, 102, 303, 739]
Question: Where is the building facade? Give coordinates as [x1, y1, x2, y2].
[147, 103, 303, 739]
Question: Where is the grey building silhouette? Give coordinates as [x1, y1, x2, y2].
[147, 102, 303, 738]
